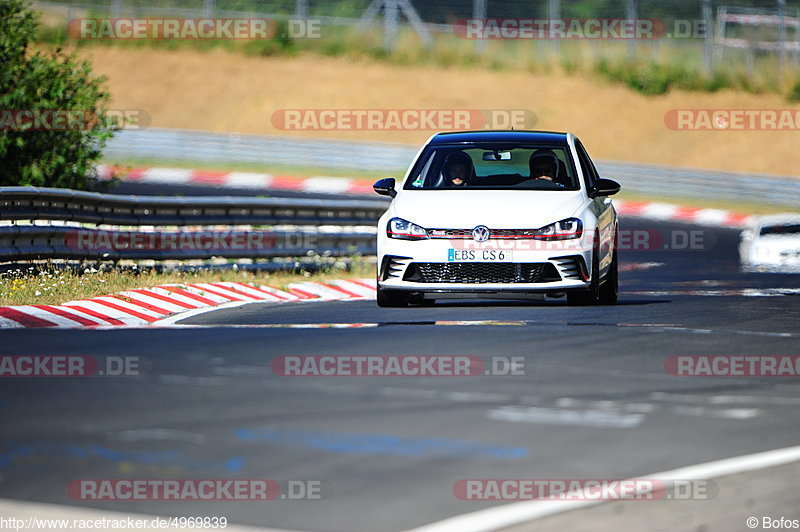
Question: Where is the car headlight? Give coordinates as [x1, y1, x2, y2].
[387, 217, 429, 240]
[534, 218, 583, 240]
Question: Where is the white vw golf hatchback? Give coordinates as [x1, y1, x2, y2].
[373, 131, 621, 307]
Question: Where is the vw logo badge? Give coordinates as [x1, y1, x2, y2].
[472, 225, 490, 242]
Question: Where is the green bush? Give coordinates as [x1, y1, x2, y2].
[0, 0, 116, 188]
[319, 39, 348, 57]
[699, 71, 729, 93]
[35, 23, 68, 46]
[788, 79, 800, 102]
[595, 59, 747, 96]
[243, 36, 294, 57]
[561, 59, 579, 75]
[596, 61, 675, 95]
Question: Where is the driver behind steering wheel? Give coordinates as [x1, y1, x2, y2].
[444, 152, 473, 187]
[529, 151, 560, 182]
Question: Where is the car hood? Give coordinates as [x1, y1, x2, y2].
[390, 190, 589, 229]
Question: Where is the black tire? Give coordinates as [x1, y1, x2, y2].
[377, 287, 409, 308]
[599, 248, 618, 305]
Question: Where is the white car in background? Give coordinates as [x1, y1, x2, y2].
[372, 130, 621, 307]
[739, 214, 800, 271]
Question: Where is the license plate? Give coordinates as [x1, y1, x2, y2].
[448, 249, 514, 262]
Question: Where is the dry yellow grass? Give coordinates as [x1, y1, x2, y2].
[0, 264, 372, 306]
[75, 46, 800, 177]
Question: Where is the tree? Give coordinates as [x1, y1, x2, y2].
[0, 0, 116, 189]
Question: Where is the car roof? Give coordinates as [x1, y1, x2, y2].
[755, 213, 800, 227]
[428, 130, 570, 145]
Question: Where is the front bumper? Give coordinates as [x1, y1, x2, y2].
[377, 237, 593, 295]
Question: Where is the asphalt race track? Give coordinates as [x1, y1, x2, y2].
[1, 218, 799, 531]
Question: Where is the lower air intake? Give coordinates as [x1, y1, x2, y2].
[403, 263, 561, 284]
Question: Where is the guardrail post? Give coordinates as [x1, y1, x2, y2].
[702, 0, 713, 74]
[384, 0, 398, 51]
[778, 0, 787, 80]
[473, 0, 487, 55]
[713, 6, 726, 64]
[295, 0, 308, 20]
[626, 0, 637, 61]
[547, 0, 560, 57]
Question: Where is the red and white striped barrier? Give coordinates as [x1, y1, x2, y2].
[613, 200, 753, 228]
[98, 165, 758, 228]
[0, 279, 377, 329]
[97, 165, 375, 195]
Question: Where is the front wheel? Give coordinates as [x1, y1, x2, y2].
[598, 248, 618, 305]
[377, 287, 409, 308]
[567, 249, 618, 306]
[567, 252, 601, 306]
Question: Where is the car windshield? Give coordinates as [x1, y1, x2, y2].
[404, 144, 579, 191]
[760, 223, 800, 236]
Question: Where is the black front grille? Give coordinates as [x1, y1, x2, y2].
[403, 262, 561, 284]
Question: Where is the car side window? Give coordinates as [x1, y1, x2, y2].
[408, 151, 436, 188]
[575, 141, 598, 191]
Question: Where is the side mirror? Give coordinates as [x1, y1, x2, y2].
[740, 229, 754, 241]
[373, 177, 397, 198]
[590, 178, 621, 198]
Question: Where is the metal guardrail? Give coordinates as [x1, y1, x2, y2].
[105, 128, 800, 208]
[0, 186, 388, 225]
[0, 187, 387, 261]
[596, 161, 800, 208]
[104, 128, 418, 172]
[0, 225, 377, 261]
